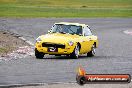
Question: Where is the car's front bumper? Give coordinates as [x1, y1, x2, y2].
[35, 42, 75, 55]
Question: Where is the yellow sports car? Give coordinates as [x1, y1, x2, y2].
[35, 22, 98, 59]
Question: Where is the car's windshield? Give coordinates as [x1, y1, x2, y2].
[51, 24, 82, 35]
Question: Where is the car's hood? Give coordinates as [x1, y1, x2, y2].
[40, 33, 80, 44]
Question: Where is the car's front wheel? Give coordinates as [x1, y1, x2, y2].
[70, 45, 80, 59]
[35, 48, 45, 59]
[87, 44, 96, 57]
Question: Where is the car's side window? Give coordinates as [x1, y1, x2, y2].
[83, 26, 92, 36]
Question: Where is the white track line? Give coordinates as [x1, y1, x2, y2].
[18, 37, 34, 46]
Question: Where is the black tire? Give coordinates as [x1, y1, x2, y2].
[87, 44, 96, 57]
[35, 48, 44, 59]
[70, 45, 80, 59]
[76, 76, 86, 85]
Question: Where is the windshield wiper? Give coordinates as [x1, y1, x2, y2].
[59, 31, 66, 34]
[52, 32, 56, 33]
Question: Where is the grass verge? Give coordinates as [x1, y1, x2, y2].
[0, 0, 132, 18]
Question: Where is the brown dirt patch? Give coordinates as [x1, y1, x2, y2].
[0, 31, 29, 56]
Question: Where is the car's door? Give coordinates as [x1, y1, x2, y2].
[80, 26, 94, 53]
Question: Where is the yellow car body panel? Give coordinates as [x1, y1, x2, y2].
[36, 33, 78, 54]
[35, 22, 98, 56]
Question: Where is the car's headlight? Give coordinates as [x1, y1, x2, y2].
[36, 37, 42, 42]
[68, 41, 74, 46]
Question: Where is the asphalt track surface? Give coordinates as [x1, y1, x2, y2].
[0, 18, 132, 86]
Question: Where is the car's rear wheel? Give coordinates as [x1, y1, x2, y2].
[70, 45, 80, 59]
[87, 44, 96, 57]
[35, 48, 45, 59]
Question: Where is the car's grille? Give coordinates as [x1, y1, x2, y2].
[42, 42, 65, 49]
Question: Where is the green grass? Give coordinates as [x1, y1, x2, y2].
[0, 47, 8, 55]
[0, 0, 132, 17]
[0, 47, 7, 52]
[0, 46, 15, 56]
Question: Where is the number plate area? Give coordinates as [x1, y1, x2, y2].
[48, 47, 58, 52]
